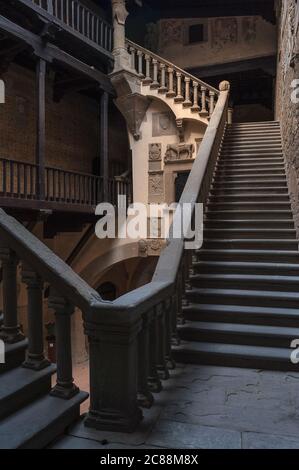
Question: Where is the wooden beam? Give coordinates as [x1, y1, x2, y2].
[100, 91, 109, 201]
[35, 58, 46, 200]
[0, 15, 115, 95]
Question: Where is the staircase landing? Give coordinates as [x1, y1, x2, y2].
[50, 362, 299, 449]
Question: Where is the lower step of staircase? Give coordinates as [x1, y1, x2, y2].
[0, 365, 56, 420]
[1, 340, 28, 374]
[172, 341, 298, 371]
[0, 391, 89, 449]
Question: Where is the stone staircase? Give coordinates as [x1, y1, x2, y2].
[173, 121, 299, 371]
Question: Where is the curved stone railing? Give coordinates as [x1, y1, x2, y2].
[126, 39, 220, 119]
[0, 81, 229, 433]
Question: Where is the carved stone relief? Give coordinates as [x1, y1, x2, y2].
[212, 18, 238, 52]
[149, 172, 164, 196]
[152, 112, 177, 137]
[149, 143, 162, 161]
[165, 143, 195, 163]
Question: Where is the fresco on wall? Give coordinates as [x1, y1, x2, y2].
[211, 18, 238, 51]
[159, 20, 183, 49]
[144, 22, 159, 52]
[242, 17, 257, 43]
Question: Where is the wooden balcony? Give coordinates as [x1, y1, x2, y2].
[0, 157, 132, 214]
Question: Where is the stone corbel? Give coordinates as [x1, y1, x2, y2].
[115, 92, 151, 140]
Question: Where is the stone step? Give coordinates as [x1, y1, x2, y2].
[214, 174, 286, 182]
[207, 202, 291, 211]
[0, 391, 88, 449]
[192, 260, 299, 276]
[226, 129, 281, 136]
[183, 303, 299, 327]
[186, 287, 299, 309]
[215, 168, 285, 176]
[0, 365, 56, 420]
[221, 149, 283, 157]
[224, 137, 282, 143]
[204, 219, 294, 229]
[190, 273, 299, 293]
[202, 239, 298, 251]
[0, 340, 28, 374]
[205, 210, 293, 220]
[203, 228, 297, 239]
[216, 162, 285, 170]
[204, 219, 295, 229]
[196, 249, 299, 263]
[228, 121, 280, 128]
[210, 186, 289, 195]
[172, 341, 296, 371]
[212, 180, 288, 188]
[219, 155, 284, 163]
[209, 195, 290, 203]
[178, 321, 299, 348]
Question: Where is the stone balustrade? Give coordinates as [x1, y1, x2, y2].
[126, 39, 220, 119]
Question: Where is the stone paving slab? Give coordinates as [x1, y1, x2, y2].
[242, 432, 299, 449]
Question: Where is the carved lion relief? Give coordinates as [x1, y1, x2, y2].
[165, 143, 195, 163]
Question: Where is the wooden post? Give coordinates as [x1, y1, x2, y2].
[36, 58, 46, 201]
[100, 91, 109, 202]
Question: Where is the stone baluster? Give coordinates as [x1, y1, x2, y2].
[174, 71, 184, 102]
[191, 81, 200, 112]
[49, 293, 79, 399]
[147, 309, 162, 392]
[143, 54, 152, 85]
[129, 45, 136, 72]
[209, 90, 216, 116]
[158, 63, 167, 93]
[0, 246, 24, 344]
[166, 67, 175, 97]
[200, 85, 209, 117]
[150, 59, 159, 89]
[183, 76, 192, 107]
[156, 303, 169, 380]
[137, 50, 144, 78]
[165, 298, 176, 370]
[137, 310, 154, 409]
[22, 265, 50, 370]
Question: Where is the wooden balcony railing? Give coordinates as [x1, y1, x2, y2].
[31, 0, 113, 52]
[0, 158, 132, 209]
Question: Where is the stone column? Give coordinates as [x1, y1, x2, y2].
[22, 265, 50, 370]
[0, 246, 24, 344]
[111, 0, 131, 72]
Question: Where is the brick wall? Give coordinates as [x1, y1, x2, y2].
[275, 0, 299, 230]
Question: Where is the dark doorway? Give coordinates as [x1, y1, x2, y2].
[175, 171, 190, 202]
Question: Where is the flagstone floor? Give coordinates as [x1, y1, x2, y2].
[51, 362, 299, 449]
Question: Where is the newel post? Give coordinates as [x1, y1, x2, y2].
[111, 0, 131, 72]
[84, 307, 143, 432]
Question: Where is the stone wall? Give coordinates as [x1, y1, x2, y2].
[275, 0, 299, 230]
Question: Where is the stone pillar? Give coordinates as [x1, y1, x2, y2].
[84, 312, 143, 432]
[49, 294, 79, 399]
[22, 265, 50, 370]
[111, 0, 131, 72]
[0, 247, 24, 344]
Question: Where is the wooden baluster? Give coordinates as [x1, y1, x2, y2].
[191, 81, 200, 112]
[21, 265, 50, 370]
[183, 76, 192, 107]
[150, 59, 159, 89]
[147, 309, 163, 393]
[3, 159, 7, 196]
[209, 90, 215, 117]
[156, 303, 169, 380]
[129, 46, 136, 72]
[49, 293, 79, 399]
[164, 298, 176, 370]
[166, 67, 175, 97]
[0, 247, 24, 344]
[200, 85, 209, 117]
[137, 311, 154, 409]
[24, 164, 28, 198]
[137, 50, 144, 78]
[174, 71, 184, 102]
[158, 63, 167, 93]
[10, 160, 14, 195]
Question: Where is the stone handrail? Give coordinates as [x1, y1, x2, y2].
[126, 39, 219, 117]
[0, 81, 229, 431]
